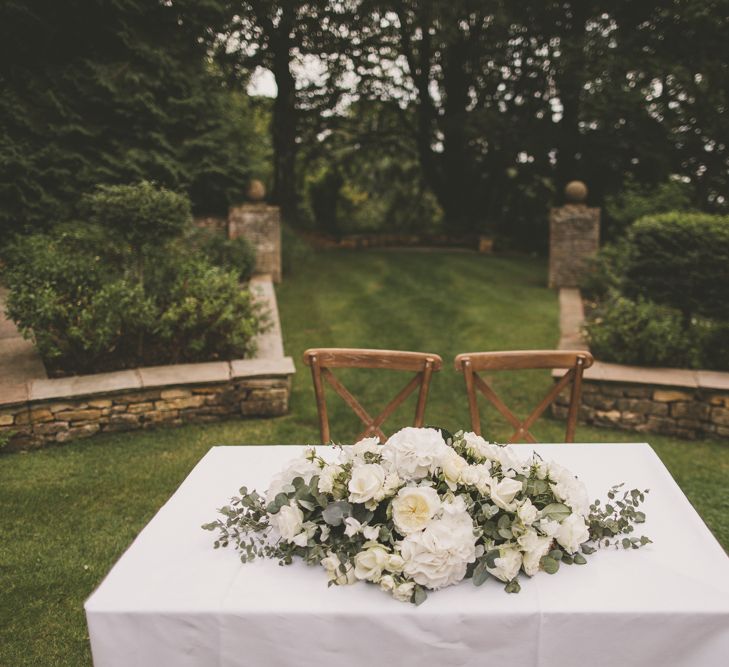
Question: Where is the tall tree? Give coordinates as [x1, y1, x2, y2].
[0, 0, 256, 234]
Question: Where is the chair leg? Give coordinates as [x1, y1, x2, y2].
[309, 356, 330, 444]
[463, 360, 482, 436]
[414, 360, 434, 427]
[566, 357, 585, 443]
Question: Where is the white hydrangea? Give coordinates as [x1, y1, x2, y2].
[399, 506, 477, 590]
[381, 427, 449, 480]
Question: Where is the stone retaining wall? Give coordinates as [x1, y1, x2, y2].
[0, 369, 291, 450]
[553, 382, 729, 439]
[0, 275, 294, 452]
[554, 288, 729, 439]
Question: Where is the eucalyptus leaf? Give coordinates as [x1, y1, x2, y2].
[541, 503, 571, 521]
[322, 501, 352, 526]
[541, 556, 560, 574]
[472, 559, 491, 586]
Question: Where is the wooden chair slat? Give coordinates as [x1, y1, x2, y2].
[455, 350, 594, 372]
[303, 348, 443, 444]
[356, 373, 423, 441]
[322, 368, 387, 442]
[455, 350, 593, 443]
[304, 348, 443, 372]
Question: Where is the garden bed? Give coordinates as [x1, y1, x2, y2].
[0, 276, 294, 451]
[553, 289, 729, 439]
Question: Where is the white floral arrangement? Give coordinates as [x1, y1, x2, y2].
[204, 427, 650, 604]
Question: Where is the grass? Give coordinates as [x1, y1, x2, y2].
[1, 249, 728, 665]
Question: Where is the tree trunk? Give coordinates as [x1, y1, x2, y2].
[439, 40, 473, 234]
[270, 16, 298, 224]
[555, 2, 589, 193]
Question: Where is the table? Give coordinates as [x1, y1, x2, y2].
[85, 443, 729, 667]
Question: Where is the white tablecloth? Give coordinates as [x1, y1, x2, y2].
[85, 443, 729, 667]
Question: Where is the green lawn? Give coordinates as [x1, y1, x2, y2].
[1, 249, 728, 665]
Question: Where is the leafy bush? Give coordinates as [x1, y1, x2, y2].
[583, 295, 699, 368]
[151, 258, 263, 363]
[195, 233, 257, 283]
[81, 182, 191, 250]
[3, 184, 264, 375]
[623, 212, 729, 322]
[579, 239, 629, 301]
[605, 176, 693, 233]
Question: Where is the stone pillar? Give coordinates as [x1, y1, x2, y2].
[548, 181, 600, 288]
[228, 204, 282, 283]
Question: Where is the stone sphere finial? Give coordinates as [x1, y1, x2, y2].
[246, 179, 266, 202]
[565, 180, 588, 204]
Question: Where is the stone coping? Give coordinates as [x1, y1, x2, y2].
[553, 288, 729, 391]
[0, 275, 295, 407]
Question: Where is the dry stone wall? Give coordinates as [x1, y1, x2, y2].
[0, 363, 292, 451]
[0, 276, 294, 452]
[554, 288, 729, 440]
[554, 382, 729, 440]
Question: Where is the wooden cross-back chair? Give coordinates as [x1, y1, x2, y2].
[454, 350, 594, 443]
[303, 348, 443, 444]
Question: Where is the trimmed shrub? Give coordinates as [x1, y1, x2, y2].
[605, 177, 693, 232]
[196, 233, 257, 283]
[3, 184, 264, 375]
[81, 181, 191, 251]
[583, 295, 699, 369]
[579, 239, 629, 301]
[623, 212, 729, 322]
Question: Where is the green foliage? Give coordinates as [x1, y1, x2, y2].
[1, 251, 729, 665]
[82, 182, 191, 250]
[623, 212, 729, 321]
[0, 0, 259, 234]
[3, 184, 263, 375]
[579, 240, 629, 301]
[605, 177, 694, 233]
[583, 295, 699, 369]
[151, 258, 262, 363]
[195, 232, 257, 283]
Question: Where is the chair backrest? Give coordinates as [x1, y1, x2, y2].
[303, 348, 443, 444]
[454, 350, 594, 443]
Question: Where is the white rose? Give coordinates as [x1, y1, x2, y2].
[392, 581, 415, 602]
[441, 449, 469, 490]
[318, 464, 343, 494]
[392, 486, 441, 535]
[343, 437, 381, 463]
[550, 476, 590, 517]
[348, 463, 386, 504]
[517, 498, 538, 526]
[381, 427, 448, 480]
[387, 553, 405, 573]
[380, 472, 403, 499]
[362, 524, 380, 540]
[344, 517, 362, 537]
[354, 544, 390, 581]
[379, 574, 396, 593]
[479, 442, 521, 472]
[538, 518, 560, 537]
[462, 431, 491, 461]
[490, 477, 523, 511]
[522, 535, 554, 576]
[265, 455, 320, 504]
[486, 546, 523, 582]
[459, 465, 481, 486]
[400, 511, 477, 589]
[271, 502, 304, 541]
[556, 513, 590, 554]
[321, 553, 357, 585]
